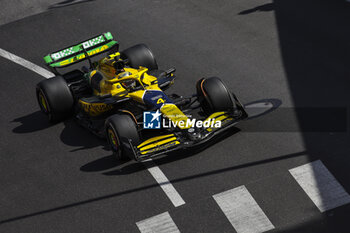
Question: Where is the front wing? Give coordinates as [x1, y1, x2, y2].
[123, 110, 248, 161]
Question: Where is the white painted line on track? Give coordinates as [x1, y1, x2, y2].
[136, 211, 180, 233]
[143, 160, 185, 207]
[213, 185, 275, 233]
[0, 48, 54, 79]
[289, 160, 350, 212]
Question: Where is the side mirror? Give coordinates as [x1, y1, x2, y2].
[165, 67, 176, 75]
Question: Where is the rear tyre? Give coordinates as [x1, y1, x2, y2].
[121, 44, 158, 70]
[63, 69, 84, 82]
[107, 44, 120, 55]
[105, 114, 140, 160]
[36, 76, 74, 123]
[196, 77, 234, 115]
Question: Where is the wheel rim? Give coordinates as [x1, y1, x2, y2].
[108, 128, 119, 152]
[38, 91, 49, 114]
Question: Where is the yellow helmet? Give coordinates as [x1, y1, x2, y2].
[98, 57, 126, 79]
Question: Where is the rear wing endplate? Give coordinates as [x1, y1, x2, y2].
[43, 32, 118, 70]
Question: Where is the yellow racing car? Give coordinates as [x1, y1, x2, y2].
[36, 32, 248, 161]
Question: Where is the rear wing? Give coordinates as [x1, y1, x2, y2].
[43, 32, 118, 70]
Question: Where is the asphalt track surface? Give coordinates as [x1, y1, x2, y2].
[1, 0, 350, 232]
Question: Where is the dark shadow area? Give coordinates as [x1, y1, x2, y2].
[48, 0, 95, 9]
[12, 111, 108, 152]
[12, 111, 53, 133]
[60, 119, 108, 152]
[241, 106, 347, 132]
[270, 0, 350, 231]
[239, 3, 274, 15]
[0, 150, 306, 225]
[80, 155, 128, 172]
[239, 98, 346, 133]
[273, 0, 350, 179]
[275, 205, 350, 233]
[239, 0, 350, 230]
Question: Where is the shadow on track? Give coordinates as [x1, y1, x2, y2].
[239, 0, 350, 231]
[12, 111, 108, 152]
[244, 98, 282, 120]
[60, 119, 109, 152]
[274, 205, 350, 233]
[0, 150, 306, 225]
[239, 3, 274, 15]
[80, 154, 128, 172]
[12, 111, 52, 133]
[48, 0, 95, 9]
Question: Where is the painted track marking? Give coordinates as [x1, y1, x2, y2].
[136, 211, 180, 233]
[213, 185, 275, 233]
[143, 160, 185, 207]
[0, 48, 54, 79]
[289, 160, 350, 212]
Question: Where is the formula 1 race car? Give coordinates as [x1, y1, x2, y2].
[36, 32, 248, 161]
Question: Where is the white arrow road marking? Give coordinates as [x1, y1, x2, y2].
[289, 160, 350, 212]
[0, 48, 54, 79]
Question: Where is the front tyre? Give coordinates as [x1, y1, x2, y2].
[196, 77, 234, 115]
[105, 114, 140, 160]
[36, 76, 74, 123]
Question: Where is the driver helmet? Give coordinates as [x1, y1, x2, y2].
[119, 71, 132, 79]
[121, 78, 137, 90]
[113, 60, 125, 74]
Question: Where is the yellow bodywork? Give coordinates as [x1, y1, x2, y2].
[92, 52, 160, 97]
[79, 100, 114, 116]
[78, 52, 187, 130]
[137, 134, 180, 155]
[160, 104, 190, 129]
[204, 112, 232, 132]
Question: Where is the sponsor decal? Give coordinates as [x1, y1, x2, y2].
[82, 35, 105, 49]
[143, 141, 178, 153]
[157, 98, 165, 104]
[143, 110, 162, 129]
[142, 90, 172, 108]
[143, 111, 222, 129]
[58, 45, 109, 66]
[51, 47, 75, 60]
[162, 118, 222, 128]
[51, 35, 106, 61]
[151, 95, 163, 101]
[79, 101, 113, 116]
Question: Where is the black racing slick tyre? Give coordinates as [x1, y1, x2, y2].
[36, 76, 74, 123]
[121, 44, 158, 70]
[196, 77, 234, 115]
[105, 114, 141, 160]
